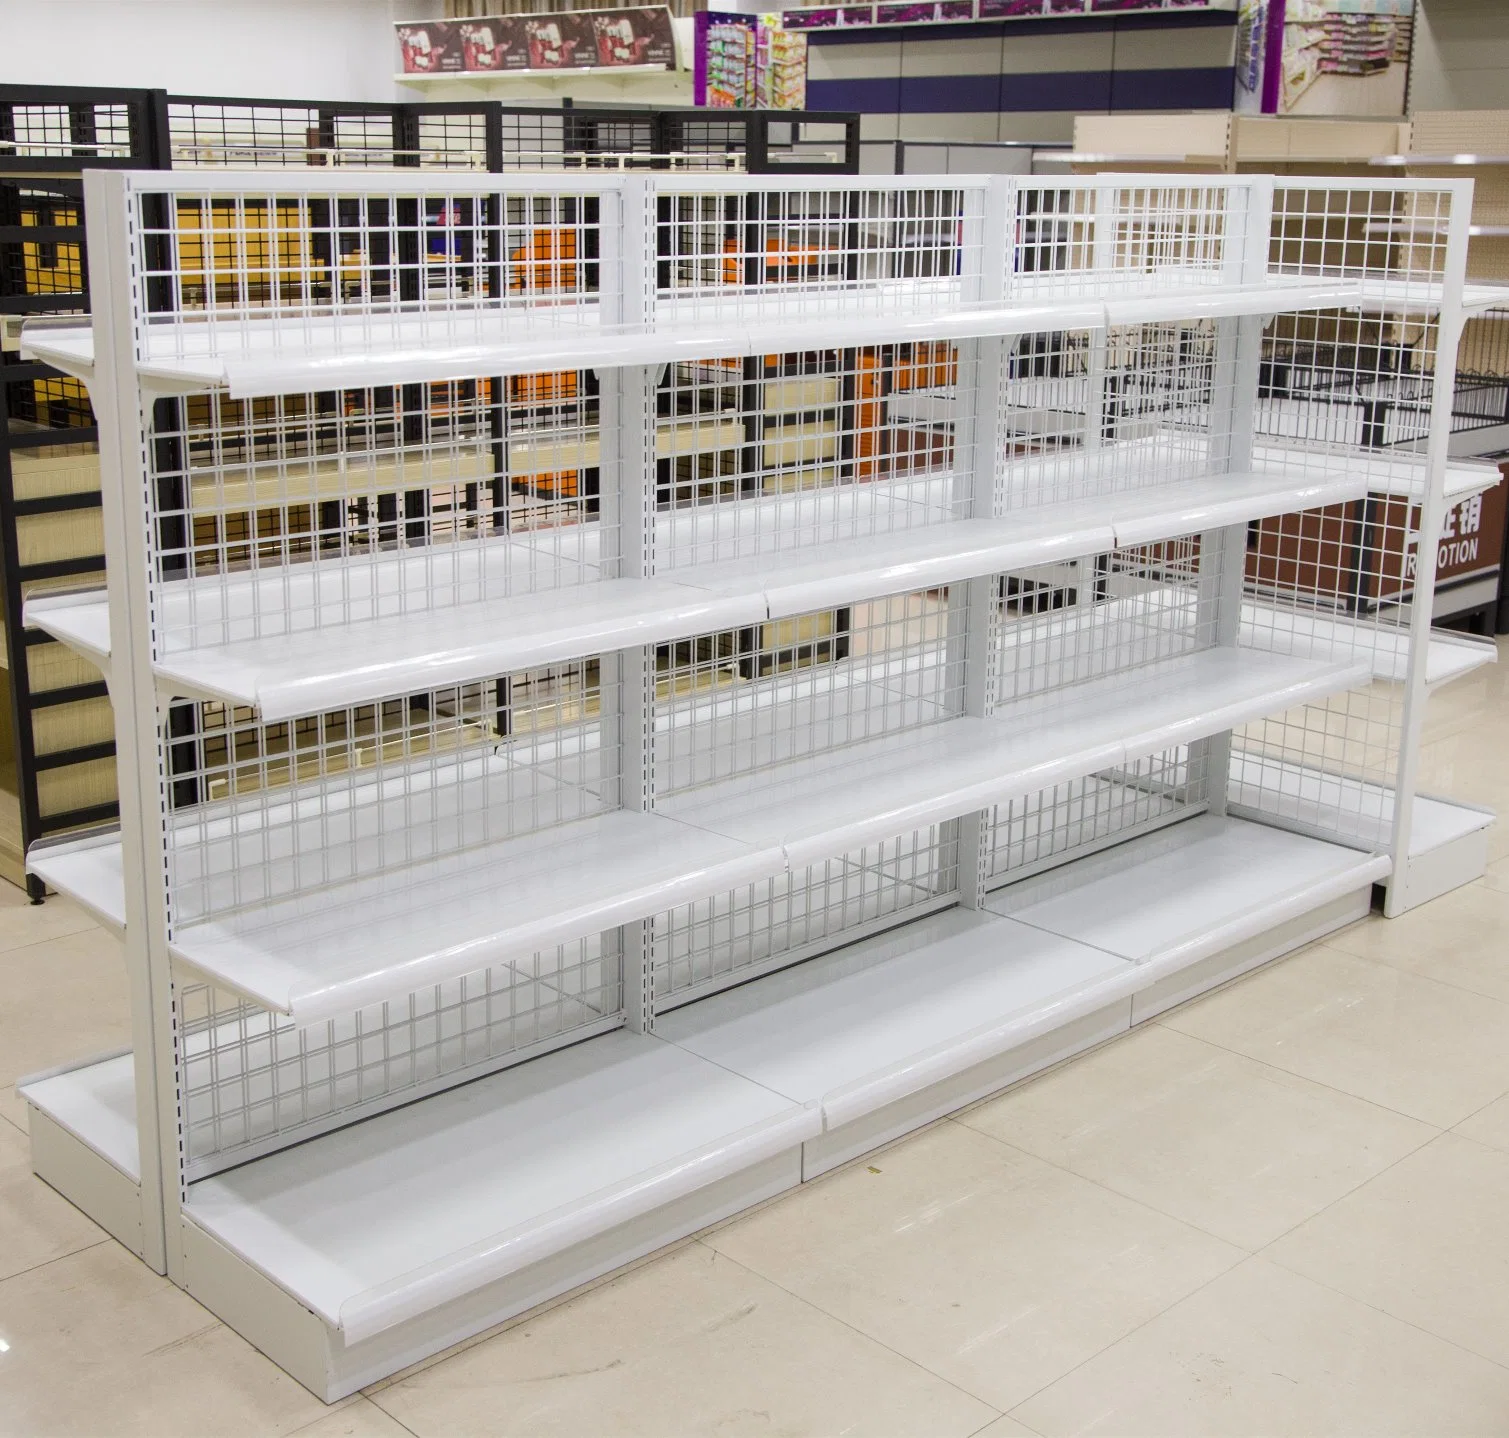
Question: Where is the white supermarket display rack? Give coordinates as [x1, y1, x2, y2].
[15, 167, 1494, 1399]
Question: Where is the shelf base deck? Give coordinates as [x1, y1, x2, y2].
[29, 813, 1388, 1401]
[20, 1052, 143, 1259]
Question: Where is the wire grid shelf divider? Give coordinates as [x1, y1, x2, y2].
[57, 169, 1471, 1227]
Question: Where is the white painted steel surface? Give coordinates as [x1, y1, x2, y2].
[186, 1030, 817, 1337]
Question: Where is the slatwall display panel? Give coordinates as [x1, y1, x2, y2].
[160, 652, 613, 926]
[647, 176, 985, 328]
[651, 342, 971, 571]
[177, 932, 620, 1176]
[983, 533, 1221, 887]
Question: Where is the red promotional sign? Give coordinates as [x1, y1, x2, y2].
[397, 9, 676, 74]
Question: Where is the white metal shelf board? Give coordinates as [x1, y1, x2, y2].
[19, 1053, 140, 1182]
[1271, 270, 1509, 315]
[166, 647, 1361, 1024]
[662, 648, 1370, 866]
[1250, 443, 1502, 504]
[22, 587, 111, 680]
[658, 907, 1129, 1123]
[986, 812, 1390, 964]
[23, 464, 1369, 718]
[1240, 602, 1497, 687]
[25, 831, 128, 939]
[185, 1029, 819, 1340]
[169, 810, 785, 1023]
[1228, 753, 1493, 858]
[20, 276, 1363, 400]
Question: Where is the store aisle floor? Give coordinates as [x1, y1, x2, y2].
[4, 641, 1509, 1437]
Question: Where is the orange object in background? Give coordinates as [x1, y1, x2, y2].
[509, 227, 579, 294]
[516, 470, 583, 500]
[722, 234, 829, 285]
[508, 370, 578, 406]
[892, 341, 957, 393]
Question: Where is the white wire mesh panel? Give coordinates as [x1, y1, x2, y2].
[161, 655, 612, 926]
[996, 322, 1230, 511]
[652, 825, 960, 1006]
[178, 934, 619, 1176]
[1006, 179, 1254, 300]
[647, 177, 985, 328]
[651, 343, 972, 570]
[652, 588, 963, 797]
[1230, 180, 1458, 852]
[145, 372, 609, 653]
[647, 586, 964, 1000]
[130, 174, 613, 356]
[983, 533, 1222, 886]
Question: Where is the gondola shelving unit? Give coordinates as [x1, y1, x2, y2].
[15, 165, 1498, 1397]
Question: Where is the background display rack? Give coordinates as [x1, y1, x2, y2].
[14, 165, 1499, 1400]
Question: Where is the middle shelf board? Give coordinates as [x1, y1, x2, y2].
[26, 462, 1371, 719]
[150, 645, 1363, 1024]
[165, 813, 1384, 1348]
[21, 273, 1364, 399]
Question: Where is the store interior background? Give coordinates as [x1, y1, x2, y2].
[0, 0, 1503, 135]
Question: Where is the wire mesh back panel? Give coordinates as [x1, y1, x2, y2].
[644, 176, 984, 571]
[101, 174, 629, 1174]
[984, 534, 1222, 886]
[127, 174, 620, 658]
[650, 586, 965, 1006]
[1234, 181, 1456, 852]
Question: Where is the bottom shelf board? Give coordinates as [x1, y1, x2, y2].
[32, 812, 1386, 1380]
[657, 908, 1131, 1123]
[1228, 753, 1494, 858]
[20, 1052, 140, 1183]
[661, 815, 1386, 1127]
[984, 811, 1390, 961]
[185, 1029, 819, 1341]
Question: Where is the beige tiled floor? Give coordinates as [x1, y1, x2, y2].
[3, 643, 1509, 1435]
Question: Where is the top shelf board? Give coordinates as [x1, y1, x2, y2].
[21, 274, 1365, 399]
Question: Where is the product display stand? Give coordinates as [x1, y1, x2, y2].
[15, 168, 1488, 1399]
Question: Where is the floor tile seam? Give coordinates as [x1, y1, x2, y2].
[1451, 1091, 1509, 1140]
[957, 1017, 1451, 1130]
[0, 920, 105, 957]
[360, 1237, 706, 1397]
[1207, 1116, 1448, 1255]
[1260, 1246, 1509, 1377]
[1149, 1012, 1503, 1129]
[969, 1413, 1041, 1438]
[953, 1100, 1446, 1253]
[690, 1235, 1007, 1423]
[0, 1104, 27, 1138]
[1001, 1250, 1271, 1419]
[1315, 932, 1509, 1010]
[0, 1234, 112, 1288]
[942, 1120, 1267, 1255]
[291, 1395, 404, 1435]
